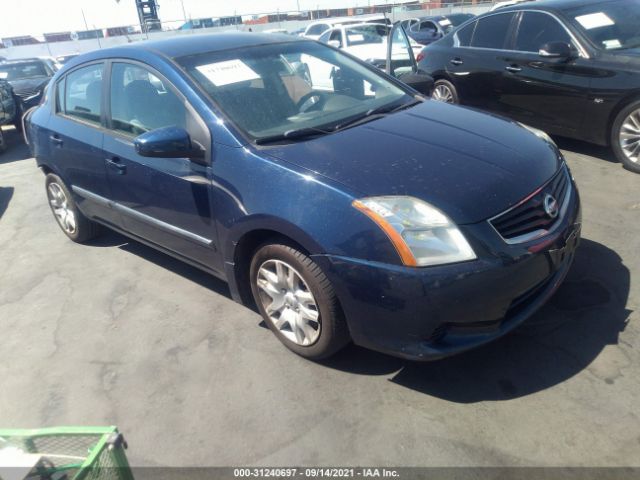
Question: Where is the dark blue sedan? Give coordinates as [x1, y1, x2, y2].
[25, 33, 581, 361]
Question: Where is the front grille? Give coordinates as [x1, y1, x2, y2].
[490, 166, 570, 243]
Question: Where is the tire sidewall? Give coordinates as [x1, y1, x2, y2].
[249, 243, 338, 359]
[611, 101, 640, 173]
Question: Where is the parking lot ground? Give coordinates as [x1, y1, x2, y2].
[0, 125, 639, 467]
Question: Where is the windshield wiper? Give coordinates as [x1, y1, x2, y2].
[255, 126, 332, 145]
[332, 98, 424, 132]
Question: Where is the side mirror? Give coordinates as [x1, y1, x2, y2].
[398, 73, 434, 96]
[134, 126, 204, 159]
[539, 42, 573, 60]
[327, 40, 341, 49]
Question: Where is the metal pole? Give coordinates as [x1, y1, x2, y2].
[93, 24, 102, 48]
[180, 0, 188, 24]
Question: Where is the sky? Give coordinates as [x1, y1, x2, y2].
[0, 0, 383, 37]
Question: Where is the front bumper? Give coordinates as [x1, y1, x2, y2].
[313, 179, 581, 361]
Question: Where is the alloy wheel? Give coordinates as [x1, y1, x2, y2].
[432, 84, 455, 103]
[619, 108, 640, 164]
[256, 259, 320, 346]
[47, 182, 77, 234]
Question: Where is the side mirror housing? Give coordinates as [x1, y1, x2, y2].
[398, 73, 434, 96]
[327, 40, 341, 49]
[539, 42, 573, 60]
[134, 126, 204, 159]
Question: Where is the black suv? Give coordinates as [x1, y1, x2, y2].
[418, 0, 640, 173]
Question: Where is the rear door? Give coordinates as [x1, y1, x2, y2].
[103, 61, 221, 272]
[498, 10, 593, 136]
[445, 12, 518, 112]
[46, 62, 120, 225]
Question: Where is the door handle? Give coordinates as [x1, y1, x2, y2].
[505, 65, 522, 73]
[50, 135, 63, 146]
[450, 58, 464, 66]
[105, 157, 127, 175]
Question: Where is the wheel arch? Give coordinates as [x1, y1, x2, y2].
[606, 90, 640, 146]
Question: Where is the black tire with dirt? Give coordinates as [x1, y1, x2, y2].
[250, 242, 350, 360]
[0, 128, 6, 154]
[611, 100, 640, 174]
[45, 173, 102, 242]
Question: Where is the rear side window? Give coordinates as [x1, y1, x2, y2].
[63, 63, 103, 125]
[471, 13, 515, 49]
[307, 24, 329, 36]
[455, 22, 475, 46]
[515, 12, 573, 52]
[109, 62, 189, 136]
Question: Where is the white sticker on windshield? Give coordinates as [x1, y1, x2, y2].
[438, 19, 452, 27]
[196, 59, 259, 87]
[0, 72, 7, 79]
[603, 39, 622, 49]
[347, 33, 365, 42]
[575, 12, 615, 30]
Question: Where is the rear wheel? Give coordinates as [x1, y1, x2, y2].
[45, 173, 101, 242]
[611, 100, 640, 174]
[250, 242, 350, 360]
[0, 128, 5, 154]
[432, 79, 459, 104]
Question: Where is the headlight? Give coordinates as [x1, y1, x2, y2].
[352, 196, 476, 267]
[518, 122, 556, 146]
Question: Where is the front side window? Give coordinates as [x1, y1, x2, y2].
[515, 12, 573, 52]
[564, 0, 640, 51]
[109, 63, 189, 136]
[471, 13, 515, 49]
[178, 41, 410, 142]
[63, 63, 103, 125]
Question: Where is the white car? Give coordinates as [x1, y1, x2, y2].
[306, 23, 421, 92]
[302, 14, 389, 40]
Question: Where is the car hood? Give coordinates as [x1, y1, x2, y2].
[9, 76, 50, 94]
[264, 101, 562, 224]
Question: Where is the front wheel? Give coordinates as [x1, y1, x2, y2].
[432, 79, 459, 104]
[250, 243, 350, 360]
[611, 100, 640, 174]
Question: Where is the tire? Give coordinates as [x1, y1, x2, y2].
[611, 100, 640, 174]
[0, 127, 6, 154]
[45, 173, 101, 243]
[432, 79, 459, 104]
[250, 242, 350, 360]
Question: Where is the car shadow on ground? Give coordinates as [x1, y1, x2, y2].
[0, 127, 29, 165]
[321, 238, 631, 402]
[554, 136, 619, 164]
[0, 186, 14, 219]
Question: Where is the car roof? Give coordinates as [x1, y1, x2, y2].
[91, 32, 305, 60]
[493, 0, 607, 13]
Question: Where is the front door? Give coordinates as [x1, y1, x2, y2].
[498, 11, 593, 136]
[103, 61, 222, 272]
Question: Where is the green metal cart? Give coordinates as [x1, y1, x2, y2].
[0, 426, 133, 480]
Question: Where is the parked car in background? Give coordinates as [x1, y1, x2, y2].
[25, 33, 580, 361]
[302, 14, 390, 40]
[402, 14, 475, 46]
[56, 53, 80, 65]
[311, 23, 433, 94]
[0, 58, 57, 112]
[419, 0, 640, 173]
[0, 78, 19, 152]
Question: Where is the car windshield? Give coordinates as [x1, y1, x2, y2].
[345, 24, 389, 46]
[0, 61, 48, 80]
[177, 41, 411, 142]
[564, 0, 640, 51]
